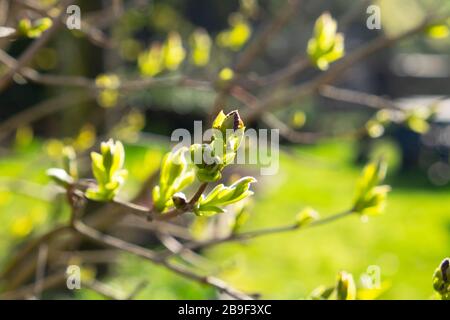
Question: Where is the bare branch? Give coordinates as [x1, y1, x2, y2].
[319, 85, 400, 110]
[33, 244, 48, 299]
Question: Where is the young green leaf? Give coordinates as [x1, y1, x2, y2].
[86, 139, 127, 201]
[194, 176, 256, 216]
[152, 147, 195, 212]
[307, 12, 345, 70]
[190, 110, 245, 182]
[190, 28, 211, 66]
[47, 168, 74, 188]
[18, 17, 52, 38]
[46, 146, 78, 188]
[353, 159, 390, 216]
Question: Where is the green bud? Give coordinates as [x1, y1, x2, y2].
[365, 120, 385, 138]
[314, 12, 337, 50]
[189, 144, 223, 182]
[336, 271, 356, 300]
[172, 192, 187, 209]
[18, 17, 52, 38]
[433, 258, 450, 299]
[295, 207, 320, 227]
[212, 110, 245, 139]
[375, 109, 392, 124]
[211, 110, 245, 166]
[307, 12, 345, 70]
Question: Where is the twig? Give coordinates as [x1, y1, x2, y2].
[189, 182, 208, 205]
[82, 279, 125, 300]
[160, 210, 354, 259]
[119, 217, 194, 240]
[112, 183, 208, 221]
[156, 232, 214, 270]
[125, 280, 148, 300]
[55, 249, 119, 265]
[33, 244, 48, 299]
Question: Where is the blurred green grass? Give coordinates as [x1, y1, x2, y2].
[1, 140, 449, 299]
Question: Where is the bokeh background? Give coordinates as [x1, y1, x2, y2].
[0, 0, 449, 299]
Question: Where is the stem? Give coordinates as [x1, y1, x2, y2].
[189, 182, 208, 205]
[113, 198, 150, 216]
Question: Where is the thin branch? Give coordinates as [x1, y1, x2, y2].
[73, 220, 160, 261]
[319, 85, 400, 110]
[112, 198, 150, 217]
[55, 249, 119, 265]
[125, 280, 148, 300]
[33, 244, 48, 299]
[189, 182, 208, 205]
[82, 279, 125, 300]
[119, 218, 194, 241]
[156, 231, 214, 270]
